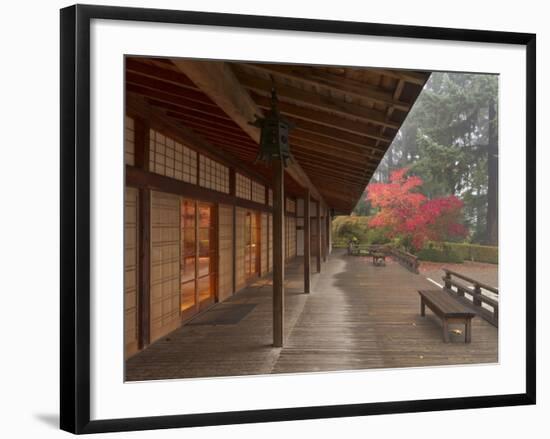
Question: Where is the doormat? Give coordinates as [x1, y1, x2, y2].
[187, 303, 257, 326]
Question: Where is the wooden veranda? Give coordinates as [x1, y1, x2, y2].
[125, 57, 431, 357]
[126, 250, 498, 381]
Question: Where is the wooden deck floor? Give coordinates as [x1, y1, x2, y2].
[125, 250, 498, 381]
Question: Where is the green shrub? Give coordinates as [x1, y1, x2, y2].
[420, 241, 498, 264]
[331, 215, 390, 246]
[417, 246, 463, 263]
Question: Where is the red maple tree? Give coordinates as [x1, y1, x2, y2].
[367, 168, 467, 250]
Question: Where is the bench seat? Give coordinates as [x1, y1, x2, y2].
[418, 289, 476, 343]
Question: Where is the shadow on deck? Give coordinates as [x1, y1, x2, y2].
[125, 250, 498, 381]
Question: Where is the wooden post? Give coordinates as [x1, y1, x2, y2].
[230, 168, 237, 294]
[316, 201, 322, 273]
[138, 189, 150, 349]
[322, 204, 327, 263]
[272, 159, 285, 347]
[134, 117, 151, 349]
[327, 209, 332, 256]
[303, 191, 311, 294]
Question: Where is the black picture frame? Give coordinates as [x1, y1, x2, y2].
[60, 4, 536, 434]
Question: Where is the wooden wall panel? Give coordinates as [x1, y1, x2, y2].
[287, 216, 297, 259]
[124, 187, 139, 358]
[235, 207, 246, 290]
[218, 204, 234, 302]
[261, 212, 268, 275]
[268, 214, 273, 272]
[150, 191, 181, 343]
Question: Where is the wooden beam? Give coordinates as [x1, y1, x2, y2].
[239, 63, 411, 111]
[127, 94, 274, 187]
[376, 79, 406, 150]
[126, 166, 274, 214]
[236, 72, 397, 128]
[272, 158, 285, 347]
[172, 60, 325, 204]
[304, 191, 311, 294]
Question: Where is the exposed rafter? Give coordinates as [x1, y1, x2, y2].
[173, 59, 326, 204]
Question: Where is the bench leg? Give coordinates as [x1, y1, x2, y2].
[442, 319, 450, 343]
[420, 298, 425, 317]
[465, 319, 472, 343]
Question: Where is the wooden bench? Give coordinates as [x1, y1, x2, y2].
[418, 289, 476, 343]
[372, 251, 386, 266]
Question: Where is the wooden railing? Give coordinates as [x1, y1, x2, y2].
[347, 243, 419, 274]
[390, 247, 420, 274]
[442, 268, 499, 327]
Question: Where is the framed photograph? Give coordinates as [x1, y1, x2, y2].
[60, 4, 536, 434]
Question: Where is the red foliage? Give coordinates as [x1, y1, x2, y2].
[367, 168, 467, 250]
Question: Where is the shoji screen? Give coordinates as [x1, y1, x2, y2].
[261, 213, 268, 275]
[235, 208, 246, 291]
[150, 191, 181, 343]
[218, 204, 234, 302]
[124, 187, 139, 358]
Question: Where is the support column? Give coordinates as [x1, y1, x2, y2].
[273, 159, 285, 347]
[322, 204, 327, 263]
[134, 117, 151, 349]
[316, 200, 322, 273]
[230, 168, 237, 294]
[328, 209, 332, 255]
[303, 190, 311, 294]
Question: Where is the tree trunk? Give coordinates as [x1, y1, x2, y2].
[486, 97, 498, 245]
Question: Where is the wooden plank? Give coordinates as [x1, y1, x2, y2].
[236, 72, 396, 128]
[239, 63, 411, 110]
[374, 68, 428, 85]
[253, 94, 399, 138]
[290, 138, 378, 167]
[125, 250, 498, 381]
[288, 116, 392, 146]
[292, 129, 383, 158]
[126, 58, 199, 90]
[272, 158, 285, 347]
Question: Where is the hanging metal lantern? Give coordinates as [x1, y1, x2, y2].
[251, 83, 293, 167]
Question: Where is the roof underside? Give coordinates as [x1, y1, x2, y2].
[126, 57, 430, 213]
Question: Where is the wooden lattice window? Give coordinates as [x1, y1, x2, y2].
[149, 129, 197, 184]
[251, 181, 266, 204]
[125, 116, 135, 166]
[236, 173, 252, 200]
[199, 155, 230, 193]
[286, 197, 296, 214]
